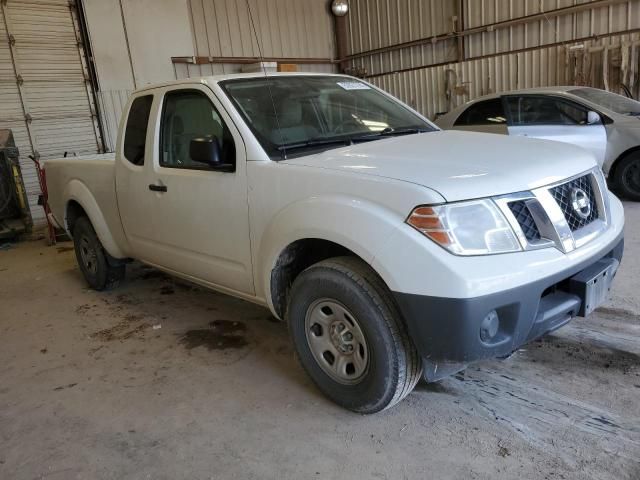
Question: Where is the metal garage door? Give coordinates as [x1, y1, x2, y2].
[0, 0, 102, 229]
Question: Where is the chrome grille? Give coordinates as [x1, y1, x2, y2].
[508, 201, 540, 241]
[549, 174, 599, 231]
[494, 168, 609, 255]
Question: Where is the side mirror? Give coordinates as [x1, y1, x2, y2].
[190, 136, 222, 166]
[587, 111, 601, 125]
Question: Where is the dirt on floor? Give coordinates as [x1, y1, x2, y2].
[0, 201, 639, 480]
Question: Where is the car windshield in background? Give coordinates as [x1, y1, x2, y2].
[570, 87, 640, 116]
[220, 76, 433, 158]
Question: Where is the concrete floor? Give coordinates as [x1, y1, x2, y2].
[1, 202, 639, 480]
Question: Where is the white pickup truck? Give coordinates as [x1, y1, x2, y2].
[46, 73, 625, 413]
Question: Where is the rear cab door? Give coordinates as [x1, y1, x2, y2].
[115, 84, 254, 295]
[504, 94, 607, 165]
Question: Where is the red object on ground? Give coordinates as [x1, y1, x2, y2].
[30, 154, 56, 245]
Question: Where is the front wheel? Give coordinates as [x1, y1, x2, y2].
[73, 216, 125, 290]
[612, 152, 640, 201]
[287, 257, 422, 413]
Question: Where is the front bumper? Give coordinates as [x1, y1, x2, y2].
[393, 234, 624, 381]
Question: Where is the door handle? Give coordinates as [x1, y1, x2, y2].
[148, 184, 167, 192]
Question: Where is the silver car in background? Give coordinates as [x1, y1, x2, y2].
[436, 87, 640, 200]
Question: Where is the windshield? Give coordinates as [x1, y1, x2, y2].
[220, 75, 434, 158]
[570, 87, 640, 116]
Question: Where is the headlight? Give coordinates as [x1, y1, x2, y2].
[406, 199, 522, 255]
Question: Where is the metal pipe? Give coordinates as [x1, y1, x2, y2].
[345, 0, 629, 62]
[334, 12, 349, 72]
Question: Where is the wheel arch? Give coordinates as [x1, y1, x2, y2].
[608, 145, 640, 182]
[66, 200, 87, 236]
[259, 195, 405, 320]
[270, 238, 371, 319]
[63, 179, 126, 258]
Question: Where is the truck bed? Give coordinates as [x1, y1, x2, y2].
[44, 153, 128, 258]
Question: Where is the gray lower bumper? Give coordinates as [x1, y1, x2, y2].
[393, 234, 624, 381]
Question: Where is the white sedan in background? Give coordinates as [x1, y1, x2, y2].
[436, 87, 640, 200]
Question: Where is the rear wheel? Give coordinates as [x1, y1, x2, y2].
[73, 216, 125, 290]
[612, 152, 640, 201]
[287, 256, 422, 413]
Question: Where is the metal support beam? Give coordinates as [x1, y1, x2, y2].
[345, 0, 629, 62]
[364, 27, 640, 79]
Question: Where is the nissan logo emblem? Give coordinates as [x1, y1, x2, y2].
[571, 187, 591, 219]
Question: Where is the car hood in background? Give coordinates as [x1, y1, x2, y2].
[283, 130, 597, 202]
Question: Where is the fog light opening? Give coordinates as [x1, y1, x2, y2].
[480, 310, 500, 343]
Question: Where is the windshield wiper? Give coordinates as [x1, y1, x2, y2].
[274, 127, 430, 159]
[276, 138, 351, 152]
[351, 126, 429, 141]
[275, 137, 356, 160]
[626, 111, 640, 117]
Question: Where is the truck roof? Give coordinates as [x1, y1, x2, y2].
[134, 71, 347, 93]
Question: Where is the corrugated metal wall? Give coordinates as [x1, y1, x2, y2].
[463, 0, 640, 58]
[0, 0, 102, 228]
[175, 0, 336, 78]
[344, 0, 640, 120]
[370, 31, 640, 120]
[347, 0, 459, 77]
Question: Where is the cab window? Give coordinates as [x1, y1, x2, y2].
[123, 95, 153, 166]
[160, 90, 235, 169]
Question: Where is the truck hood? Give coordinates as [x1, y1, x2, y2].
[282, 130, 597, 201]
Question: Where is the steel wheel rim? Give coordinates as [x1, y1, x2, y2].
[623, 160, 640, 193]
[304, 299, 369, 385]
[79, 235, 98, 276]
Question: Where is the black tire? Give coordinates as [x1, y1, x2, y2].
[287, 256, 422, 413]
[612, 152, 640, 201]
[72, 216, 125, 290]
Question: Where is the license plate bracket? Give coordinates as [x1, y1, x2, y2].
[569, 258, 618, 317]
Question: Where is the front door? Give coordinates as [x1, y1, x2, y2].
[504, 95, 607, 165]
[122, 85, 254, 295]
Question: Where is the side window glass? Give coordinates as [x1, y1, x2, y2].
[555, 101, 588, 124]
[506, 97, 587, 125]
[454, 99, 506, 126]
[160, 90, 236, 169]
[123, 95, 153, 165]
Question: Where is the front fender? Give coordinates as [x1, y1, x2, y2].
[257, 194, 405, 313]
[64, 179, 127, 258]
[603, 123, 640, 175]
